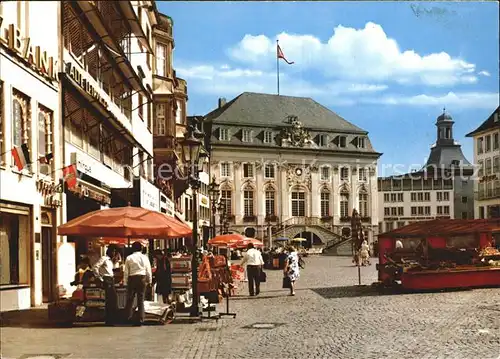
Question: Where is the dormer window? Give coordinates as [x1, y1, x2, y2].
[264, 131, 273, 144]
[358, 137, 366, 148]
[318, 134, 327, 147]
[339, 136, 347, 148]
[219, 128, 229, 141]
[242, 129, 252, 142]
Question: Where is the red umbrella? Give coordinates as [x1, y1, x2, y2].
[57, 206, 192, 238]
[208, 233, 245, 247]
[235, 238, 264, 249]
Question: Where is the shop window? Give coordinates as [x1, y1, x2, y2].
[0, 213, 30, 286]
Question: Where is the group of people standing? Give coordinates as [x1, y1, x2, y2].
[240, 244, 301, 297]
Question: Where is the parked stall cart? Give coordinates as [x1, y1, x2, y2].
[377, 219, 500, 291]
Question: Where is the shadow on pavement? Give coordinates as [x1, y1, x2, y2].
[312, 285, 400, 299]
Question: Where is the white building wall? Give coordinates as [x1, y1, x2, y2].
[1, 1, 61, 310]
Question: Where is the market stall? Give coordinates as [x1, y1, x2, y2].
[49, 206, 192, 326]
[377, 219, 500, 290]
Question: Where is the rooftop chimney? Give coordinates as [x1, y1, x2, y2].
[218, 97, 226, 108]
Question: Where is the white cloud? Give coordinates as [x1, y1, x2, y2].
[228, 22, 480, 86]
[478, 70, 491, 77]
[176, 64, 498, 110]
[361, 91, 499, 109]
[176, 64, 387, 102]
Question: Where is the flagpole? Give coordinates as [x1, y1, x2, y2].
[276, 39, 280, 96]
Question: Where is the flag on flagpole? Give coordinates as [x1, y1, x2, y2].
[12, 144, 31, 171]
[39, 153, 54, 164]
[277, 44, 294, 65]
[63, 164, 77, 189]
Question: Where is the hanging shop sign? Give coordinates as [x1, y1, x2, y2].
[0, 16, 58, 81]
[160, 192, 174, 217]
[65, 62, 108, 108]
[36, 179, 63, 196]
[44, 195, 62, 208]
[200, 195, 209, 207]
[67, 181, 111, 206]
[135, 177, 160, 212]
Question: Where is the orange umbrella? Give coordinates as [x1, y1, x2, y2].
[57, 206, 192, 238]
[208, 233, 245, 247]
[235, 238, 264, 249]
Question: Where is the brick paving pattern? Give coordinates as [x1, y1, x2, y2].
[1, 256, 499, 359]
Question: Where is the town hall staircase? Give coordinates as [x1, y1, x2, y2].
[271, 217, 353, 255]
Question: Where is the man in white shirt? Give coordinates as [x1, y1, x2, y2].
[93, 247, 117, 325]
[124, 242, 152, 325]
[240, 243, 264, 296]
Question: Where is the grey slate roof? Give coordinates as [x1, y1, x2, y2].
[466, 106, 500, 137]
[424, 145, 473, 169]
[204, 92, 366, 133]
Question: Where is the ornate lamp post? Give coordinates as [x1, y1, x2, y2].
[208, 175, 220, 239]
[180, 123, 204, 318]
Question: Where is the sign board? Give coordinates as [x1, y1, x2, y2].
[160, 192, 174, 217]
[136, 177, 160, 212]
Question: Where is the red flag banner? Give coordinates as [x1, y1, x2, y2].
[12, 144, 31, 171]
[277, 44, 294, 65]
[63, 164, 77, 189]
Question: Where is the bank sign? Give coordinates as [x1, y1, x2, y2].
[137, 177, 160, 212]
[0, 16, 58, 82]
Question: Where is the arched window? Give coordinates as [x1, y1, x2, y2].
[12, 98, 23, 147]
[243, 186, 255, 217]
[220, 184, 232, 216]
[291, 188, 306, 217]
[359, 189, 369, 218]
[265, 186, 276, 216]
[340, 189, 349, 218]
[320, 188, 330, 217]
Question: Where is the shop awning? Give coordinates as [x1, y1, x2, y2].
[117, 2, 154, 55]
[381, 219, 500, 238]
[71, 1, 151, 101]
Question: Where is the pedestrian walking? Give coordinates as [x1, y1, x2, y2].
[124, 242, 152, 326]
[92, 247, 118, 325]
[240, 243, 264, 296]
[284, 245, 300, 296]
[153, 249, 172, 304]
[360, 240, 371, 266]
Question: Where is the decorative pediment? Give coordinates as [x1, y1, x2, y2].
[278, 116, 314, 148]
[286, 164, 312, 190]
[358, 183, 368, 194]
[339, 183, 350, 194]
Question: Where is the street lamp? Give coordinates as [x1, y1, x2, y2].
[180, 123, 203, 318]
[208, 175, 220, 239]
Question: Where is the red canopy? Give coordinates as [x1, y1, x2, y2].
[235, 238, 264, 249]
[96, 237, 149, 247]
[57, 206, 192, 238]
[208, 233, 245, 247]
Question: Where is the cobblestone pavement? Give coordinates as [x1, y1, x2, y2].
[1, 256, 499, 359]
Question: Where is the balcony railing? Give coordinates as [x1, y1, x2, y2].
[475, 188, 500, 200]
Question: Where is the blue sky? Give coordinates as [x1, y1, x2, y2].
[157, 1, 499, 174]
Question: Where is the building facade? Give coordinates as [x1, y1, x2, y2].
[0, 1, 62, 311]
[378, 110, 475, 234]
[204, 93, 381, 251]
[0, 1, 186, 312]
[466, 106, 500, 219]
